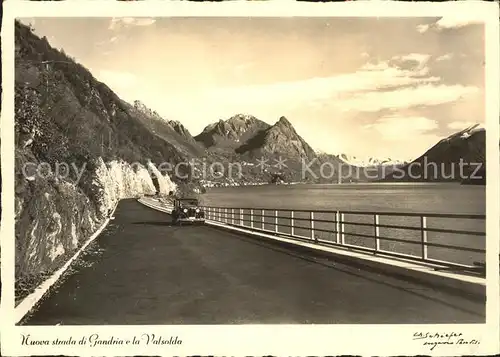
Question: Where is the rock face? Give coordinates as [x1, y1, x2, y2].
[236, 116, 317, 161]
[130, 100, 204, 157]
[14, 21, 179, 285]
[195, 114, 271, 150]
[383, 124, 486, 183]
[195, 115, 321, 183]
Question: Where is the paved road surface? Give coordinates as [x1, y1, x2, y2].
[24, 199, 485, 325]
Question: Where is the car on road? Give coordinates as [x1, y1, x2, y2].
[171, 198, 205, 225]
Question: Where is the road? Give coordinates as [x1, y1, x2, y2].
[23, 199, 485, 325]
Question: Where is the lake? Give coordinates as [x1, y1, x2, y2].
[201, 183, 487, 267]
[201, 182, 485, 214]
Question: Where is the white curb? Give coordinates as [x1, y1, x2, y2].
[14, 201, 120, 324]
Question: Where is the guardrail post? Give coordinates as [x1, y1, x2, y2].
[421, 215, 428, 260]
[275, 210, 278, 232]
[224, 208, 227, 223]
[336, 211, 340, 244]
[262, 209, 265, 229]
[340, 212, 345, 245]
[310, 211, 316, 242]
[231, 208, 234, 225]
[291, 211, 295, 236]
[250, 209, 254, 228]
[240, 208, 243, 226]
[374, 214, 380, 251]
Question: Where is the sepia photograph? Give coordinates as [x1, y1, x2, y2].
[1, 1, 499, 356]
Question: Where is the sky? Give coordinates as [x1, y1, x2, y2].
[20, 16, 485, 161]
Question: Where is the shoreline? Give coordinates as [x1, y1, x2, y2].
[204, 181, 484, 191]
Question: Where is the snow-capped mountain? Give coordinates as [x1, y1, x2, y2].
[440, 123, 485, 142]
[383, 123, 486, 183]
[336, 153, 407, 167]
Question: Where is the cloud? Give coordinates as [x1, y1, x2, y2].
[416, 24, 430, 34]
[434, 15, 484, 30]
[96, 35, 120, 48]
[363, 116, 438, 141]
[202, 52, 481, 117]
[391, 53, 431, 68]
[447, 121, 484, 131]
[417, 15, 484, 33]
[97, 69, 137, 89]
[361, 61, 391, 71]
[358, 53, 432, 77]
[360, 115, 442, 159]
[337, 84, 479, 113]
[109, 17, 156, 30]
[435, 53, 454, 62]
[208, 57, 440, 106]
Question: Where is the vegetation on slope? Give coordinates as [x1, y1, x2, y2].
[14, 21, 183, 302]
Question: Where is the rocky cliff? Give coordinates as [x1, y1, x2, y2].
[14, 21, 180, 300]
[195, 114, 271, 150]
[236, 116, 317, 161]
[130, 100, 204, 158]
[195, 115, 323, 183]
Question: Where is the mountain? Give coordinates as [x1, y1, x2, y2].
[14, 21, 184, 299]
[316, 152, 402, 183]
[337, 154, 407, 167]
[195, 114, 270, 150]
[129, 100, 204, 157]
[235, 116, 317, 161]
[382, 124, 486, 184]
[195, 115, 322, 184]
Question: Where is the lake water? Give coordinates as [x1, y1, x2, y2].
[201, 183, 485, 214]
[201, 183, 487, 267]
